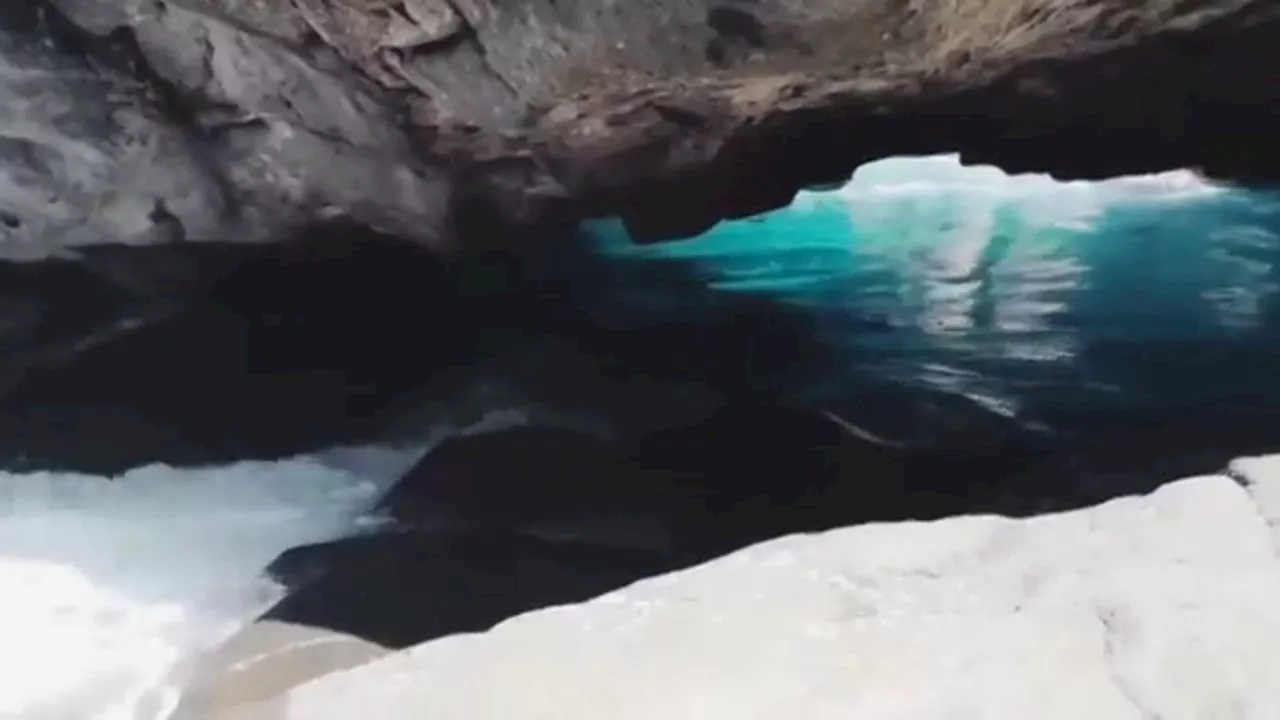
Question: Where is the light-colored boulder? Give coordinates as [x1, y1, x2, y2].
[218, 457, 1280, 720]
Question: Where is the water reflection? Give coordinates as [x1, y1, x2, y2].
[576, 155, 1280, 440]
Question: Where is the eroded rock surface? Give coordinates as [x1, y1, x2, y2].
[12, 0, 447, 249]
[167, 621, 388, 720]
[14, 0, 1280, 249]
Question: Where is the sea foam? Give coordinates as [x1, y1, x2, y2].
[0, 446, 422, 720]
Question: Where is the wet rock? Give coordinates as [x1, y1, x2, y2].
[633, 401, 910, 551]
[381, 402, 920, 557]
[261, 531, 678, 649]
[250, 403, 920, 648]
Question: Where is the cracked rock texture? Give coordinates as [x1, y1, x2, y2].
[13, 0, 1280, 250]
[14, 0, 446, 251]
[211, 456, 1280, 720]
[0, 1, 455, 470]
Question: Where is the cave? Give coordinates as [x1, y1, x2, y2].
[4, 0, 1280, 714]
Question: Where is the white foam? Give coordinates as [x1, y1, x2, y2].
[0, 448, 415, 720]
[791, 154, 1224, 233]
[829, 154, 1222, 201]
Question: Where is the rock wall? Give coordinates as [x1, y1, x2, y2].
[5, 0, 446, 251]
[18, 0, 1280, 248]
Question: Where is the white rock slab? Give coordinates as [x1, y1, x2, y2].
[221, 458, 1280, 720]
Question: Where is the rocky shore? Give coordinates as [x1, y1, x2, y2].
[174, 454, 1280, 719]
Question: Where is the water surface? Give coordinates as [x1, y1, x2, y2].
[574, 156, 1280, 444]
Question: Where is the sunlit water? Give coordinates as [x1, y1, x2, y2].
[576, 155, 1280, 440]
[5, 155, 1280, 719]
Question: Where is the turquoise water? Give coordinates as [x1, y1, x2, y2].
[569, 156, 1280, 444]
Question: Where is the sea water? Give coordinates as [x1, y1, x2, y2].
[0, 447, 423, 720]
[575, 155, 1280, 441]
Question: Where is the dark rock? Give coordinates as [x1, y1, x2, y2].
[1, 0, 1278, 473]
[633, 400, 914, 552]
[380, 402, 924, 558]
[3, 0, 447, 252]
[706, 6, 767, 48]
[260, 403, 923, 647]
[428, 1, 1280, 241]
[263, 531, 678, 649]
[13, 0, 1279, 252]
[0, 220, 482, 473]
[0, 193, 834, 473]
[999, 409, 1280, 516]
[376, 426, 680, 548]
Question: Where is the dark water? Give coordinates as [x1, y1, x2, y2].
[563, 156, 1280, 454]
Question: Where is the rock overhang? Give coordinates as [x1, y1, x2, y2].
[17, 0, 1280, 251]
[466, 0, 1280, 242]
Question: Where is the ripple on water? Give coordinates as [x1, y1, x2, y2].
[576, 155, 1280, 433]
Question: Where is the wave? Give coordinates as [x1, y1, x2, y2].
[0, 448, 424, 720]
[0, 374, 623, 720]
